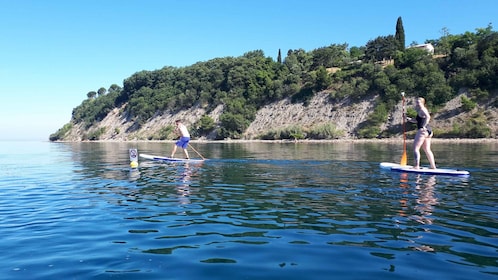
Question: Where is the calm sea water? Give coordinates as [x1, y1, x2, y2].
[0, 140, 496, 280]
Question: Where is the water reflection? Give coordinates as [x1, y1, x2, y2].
[398, 172, 409, 217]
[21, 141, 495, 279]
[176, 162, 193, 205]
[412, 175, 437, 226]
[131, 161, 205, 208]
[411, 175, 438, 252]
[395, 173, 440, 252]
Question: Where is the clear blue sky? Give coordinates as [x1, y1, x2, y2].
[1, 0, 496, 141]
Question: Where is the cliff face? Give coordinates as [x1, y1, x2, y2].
[61, 91, 497, 141]
[244, 93, 377, 139]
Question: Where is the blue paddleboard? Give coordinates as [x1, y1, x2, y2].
[139, 153, 205, 163]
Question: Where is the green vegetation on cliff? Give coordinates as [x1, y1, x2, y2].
[51, 22, 497, 141]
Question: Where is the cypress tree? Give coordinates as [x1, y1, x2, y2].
[277, 49, 282, 64]
[395, 16, 405, 51]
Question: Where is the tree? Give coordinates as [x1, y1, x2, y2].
[277, 48, 282, 64]
[195, 115, 215, 135]
[395, 47, 430, 68]
[434, 27, 452, 55]
[365, 35, 397, 62]
[349, 46, 364, 61]
[97, 87, 107, 97]
[395, 16, 405, 51]
[315, 66, 332, 91]
[311, 44, 349, 69]
[108, 84, 122, 93]
[87, 91, 97, 99]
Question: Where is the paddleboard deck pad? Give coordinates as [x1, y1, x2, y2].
[140, 153, 205, 163]
[380, 162, 469, 177]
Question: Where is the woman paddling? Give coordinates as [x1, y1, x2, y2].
[409, 97, 436, 169]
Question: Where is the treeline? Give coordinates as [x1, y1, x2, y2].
[51, 22, 497, 141]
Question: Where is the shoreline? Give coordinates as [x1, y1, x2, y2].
[55, 138, 498, 144]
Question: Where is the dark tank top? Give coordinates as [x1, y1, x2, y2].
[416, 115, 425, 129]
[416, 115, 432, 135]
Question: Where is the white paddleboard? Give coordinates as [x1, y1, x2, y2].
[140, 153, 205, 163]
[380, 162, 470, 177]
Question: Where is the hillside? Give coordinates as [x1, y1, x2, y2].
[52, 25, 498, 142]
[59, 91, 497, 141]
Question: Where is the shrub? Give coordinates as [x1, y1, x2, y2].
[195, 115, 215, 136]
[151, 125, 174, 140]
[460, 96, 476, 112]
[49, 123, 73, 141]
[85, 127, 107, 140]
[307, 123, 344, 139]
[259, 125, 305, 140]
[464, 112, 491, 138]
[358, 126, 381, 138]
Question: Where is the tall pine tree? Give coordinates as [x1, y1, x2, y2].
[395, 16, 405, 51]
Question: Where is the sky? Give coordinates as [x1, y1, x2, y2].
[1, 0, 496, 141]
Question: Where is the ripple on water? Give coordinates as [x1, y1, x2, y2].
[1, 142, 497, 279]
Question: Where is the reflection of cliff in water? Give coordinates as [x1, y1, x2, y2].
[198, 141, 402, 163]
[64, 142, 141, 181]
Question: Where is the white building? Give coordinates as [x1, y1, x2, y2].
[407, 43, 435, 54]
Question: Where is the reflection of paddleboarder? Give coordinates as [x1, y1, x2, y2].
[398, 175, 438, 252]
[413, 175, 437, 225]
[411, 175, 437, 252]
[170, 120, 190, 159]
[177, 163, 193, 205]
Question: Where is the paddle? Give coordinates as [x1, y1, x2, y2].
[400, 92, 408, 166]
[188, 143, 206, 160]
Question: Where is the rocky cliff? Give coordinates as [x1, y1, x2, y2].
[61, 91, 497, 141]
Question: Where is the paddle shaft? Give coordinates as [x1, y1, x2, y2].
[400, 92, 408, 165]
[188, 143, 206, 160]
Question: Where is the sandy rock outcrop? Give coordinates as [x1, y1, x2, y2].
[60, 91, 497, 141]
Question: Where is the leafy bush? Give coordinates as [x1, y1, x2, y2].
[49, 123, 73, 141]
[150, 125, 174, 140]
[193, 115, 215, 137]
[358, 126, 382, 139]
[307, 123, 344, 139]
[460, 95, 477, 111]
[439, 112, 491, 138]
[357, 102, 389, 138]
[463, 112, 492, 138]
[85, 127, 107, 140]
[259, 125, 305, 140]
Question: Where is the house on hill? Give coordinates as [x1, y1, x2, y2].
[407, 43, 435, 54]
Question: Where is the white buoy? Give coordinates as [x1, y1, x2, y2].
[129, 148, 138, 168]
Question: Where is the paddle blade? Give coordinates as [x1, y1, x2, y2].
[400, 151, 407, 166]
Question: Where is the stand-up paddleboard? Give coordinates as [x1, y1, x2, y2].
[140, 153, 205, 163]
[380, 162, 469, 177]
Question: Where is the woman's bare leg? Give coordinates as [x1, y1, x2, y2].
[422, 137, 436, 169]
[413, 131, 424, 169]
